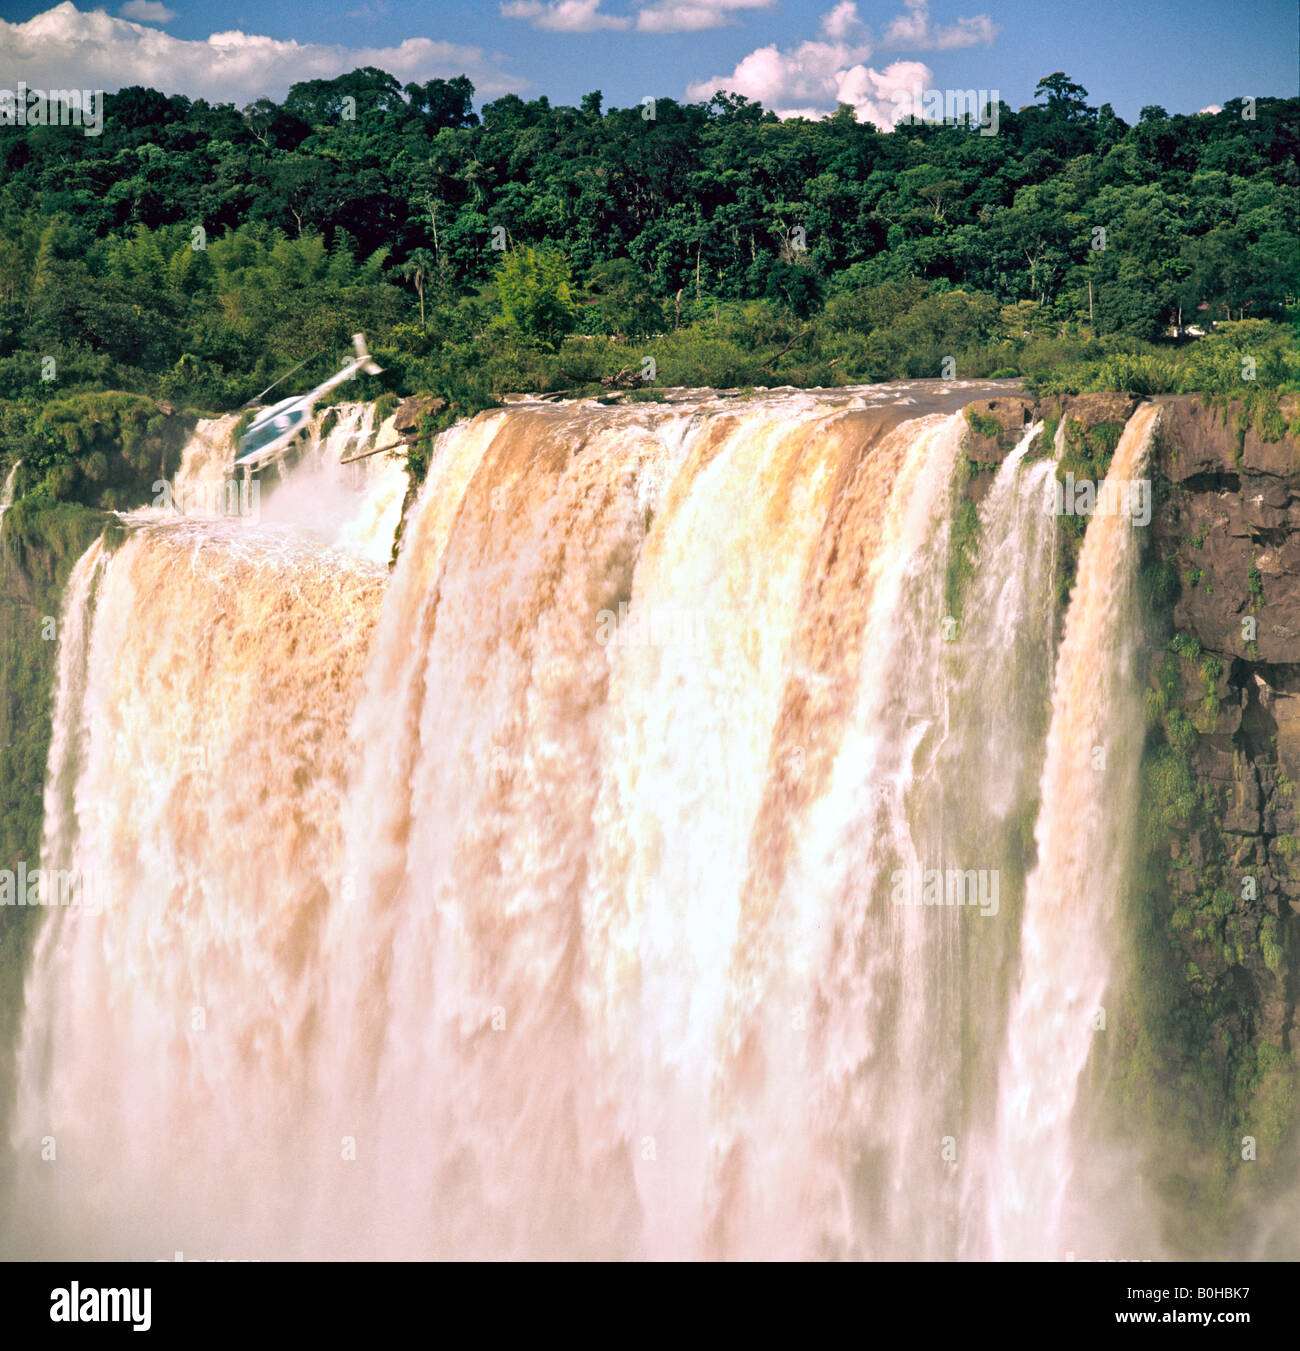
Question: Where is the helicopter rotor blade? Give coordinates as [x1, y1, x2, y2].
[240, 348, 327, 410]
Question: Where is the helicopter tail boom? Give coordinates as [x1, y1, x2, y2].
[353, 332, 382, 376]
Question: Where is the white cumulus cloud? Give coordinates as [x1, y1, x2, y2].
[500, 0, 630, 30]
[686, 5, 940, 127]
[0, 2, 523, 103]
[882, 0, 995, 51]
[635, 0, 775, 34]
[820, 1, 866, 42]
[118, 0, 177, 21]
[835, 59, 933, 125]
[501, 0, 777, 35]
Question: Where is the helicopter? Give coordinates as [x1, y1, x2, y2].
[233, 334, 382, 471]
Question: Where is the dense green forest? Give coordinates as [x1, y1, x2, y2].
[0, 68, 1296, 488]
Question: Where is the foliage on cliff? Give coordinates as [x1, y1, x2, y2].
[3, 393, 195, 511]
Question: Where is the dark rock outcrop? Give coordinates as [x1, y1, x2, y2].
[392, 395, 448, 440]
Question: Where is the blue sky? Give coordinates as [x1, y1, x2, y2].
[0, 0, 1295, 124]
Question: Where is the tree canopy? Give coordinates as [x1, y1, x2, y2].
[0, 71, 1293, 416]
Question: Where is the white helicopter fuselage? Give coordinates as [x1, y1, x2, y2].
[234, 335, 382, 469]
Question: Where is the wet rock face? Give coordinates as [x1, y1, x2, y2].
[960, 394, 1037, 466]
[1154, 395, 1242, 481]
[1047, 390, 1143, 433]
[1150, 394, 1300, 684]
[392, 394, 449, 439]
[1142, 395, 1297, 1053]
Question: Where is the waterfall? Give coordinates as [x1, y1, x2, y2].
[0, 460, 20, 524]
[703, 417, 1064, 1259]
[989, 403, 1161, 1260]
[171, 414, 243, 500]
[5, 389, 1171, 1259]
[168, 403, 407, 566]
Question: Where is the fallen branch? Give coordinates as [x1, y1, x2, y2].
[339, 439, 407, 464]
[762, 328, 813, 368]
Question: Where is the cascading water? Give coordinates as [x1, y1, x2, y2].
[169, 402, 407, 567]
[0, 461, 20, 523]
[5, 387, 1176, 1260]
[988, 403, 1161, 1260]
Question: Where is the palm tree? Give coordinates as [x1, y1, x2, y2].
[400, 248, 437, 330]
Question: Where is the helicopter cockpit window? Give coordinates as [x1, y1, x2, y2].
[238, 407, 307, 458]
